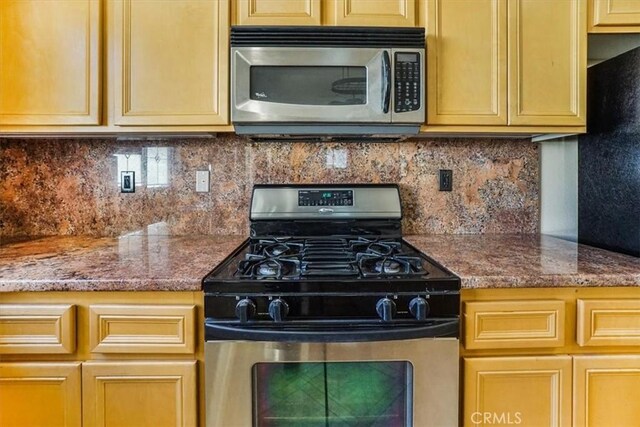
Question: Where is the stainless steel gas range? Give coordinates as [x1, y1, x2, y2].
[202, 184, 460, 427]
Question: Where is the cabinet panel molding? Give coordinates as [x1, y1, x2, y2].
[0, 362, 82, 427]
[89, 304, 196, 354]
[326, 0, 417, 27]
[464, 356, 572, 427]
[111, 0, 229, 125]
[82, 361, 197, 427]
[0, 304, 76, 354]
[0, 0, 101, 125]
[464, 300, 566, 349]
[574, 355, 640, 427]
[427, 0, 507, 125]
[508, 0, 586, 126]
[590, 0, 640, 32]
[234, 0, 322, 25]
[577, 299, 640, 347]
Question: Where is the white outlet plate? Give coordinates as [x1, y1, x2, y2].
[196, 170, 210, 193]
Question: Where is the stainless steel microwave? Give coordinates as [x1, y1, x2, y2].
[231, 26, 425, 138]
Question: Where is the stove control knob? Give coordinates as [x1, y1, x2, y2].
[235, 299, 256, 323]
[376, 298, 396, 322]
[409, 297, 430, 321]
[268, 298, 289, 322]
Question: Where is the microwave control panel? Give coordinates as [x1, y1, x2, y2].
[394, 52, 421, 113]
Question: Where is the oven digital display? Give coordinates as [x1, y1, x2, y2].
[298, 190, 353, 206]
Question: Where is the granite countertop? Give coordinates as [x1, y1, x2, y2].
[405, 234, 640, 288]
[1, 234, 639, 292]
[0, 234, 245, 292]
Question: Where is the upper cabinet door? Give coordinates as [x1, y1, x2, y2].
[0, 0, 101, 125]
[110, 0, 229, 126]
[326, 0, 418, 26]
[234, 0, 322, 25]
[427, 0, 507, 125]
[590, 0, 640, 32]
[508, 0, 586, 126]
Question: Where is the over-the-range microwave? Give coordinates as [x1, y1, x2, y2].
[231, 26, 425, 140]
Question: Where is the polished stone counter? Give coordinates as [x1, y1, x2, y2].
[1, 234, 639, 292]
[0, 234, 245, 292]
[406, 234, 640, 288]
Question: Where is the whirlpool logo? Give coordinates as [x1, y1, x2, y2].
[471, 412, 522, 425]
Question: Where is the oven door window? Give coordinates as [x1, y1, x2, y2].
[253, 361, 412, 427]
[249, 66, 367, 106]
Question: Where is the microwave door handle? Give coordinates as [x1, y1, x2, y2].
[382, 50, 391, 114]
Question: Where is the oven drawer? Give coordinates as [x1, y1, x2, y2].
[464, 300, 566, 350]
[0, 304, 76, 354]
[89, 304, 195, 354]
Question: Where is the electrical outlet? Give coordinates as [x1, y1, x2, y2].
[196, 170, 210, 193]
[121, 171, 135, 193]
[439, 170, 452, 191]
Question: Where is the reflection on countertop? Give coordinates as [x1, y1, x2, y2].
[1, 233, 639, 292]
[0, 232, 245, 292]
[405, 234, 640, 288]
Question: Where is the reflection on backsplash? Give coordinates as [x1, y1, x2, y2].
[0, 134, 539, 238]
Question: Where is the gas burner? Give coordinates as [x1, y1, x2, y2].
[251, 239, 304, 258]
[237, 256, 300, 279]
[349, 237, 402, 257]
[375, 259, 401, 274]
[357, 253, 426, 278]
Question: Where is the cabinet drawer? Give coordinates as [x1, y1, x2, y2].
[0, 304, 76, 354]
[464, 300, 565, 350]
[89, 305, 196, 354]
[577, 299, 640, 347]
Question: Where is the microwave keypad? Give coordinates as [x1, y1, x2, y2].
[394, 52, 420, 113]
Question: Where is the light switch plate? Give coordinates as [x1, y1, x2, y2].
[196, 170, 210, 193]
[121, 171, 135, 193]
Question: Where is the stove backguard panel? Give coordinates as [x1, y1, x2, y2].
[0, 135, 539, 237]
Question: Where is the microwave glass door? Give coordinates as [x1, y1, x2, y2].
[250, 66, 367, 106]
[232, 47, 389, 123]
[253, 361, 412, 427]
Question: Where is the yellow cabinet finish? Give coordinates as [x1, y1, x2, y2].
[82, 361, 197, 427]
[590, 0, 640, 32]
[325, 0, 418, 26]
[110, 0, 229, 126]
[508, 0, 586, 126]
[234, 0, 322, 25]
[464, 300, 566, 350]
[89, 304, 196, 354]
[464, 356, 572, 427]
[577, 299, 640, 347]
[0, 362, 82, 427]
[574, 355, 640, 427]
[427, 0, 507, 125]
[0, 0, 101, 125]
[0, 304, 76, 354]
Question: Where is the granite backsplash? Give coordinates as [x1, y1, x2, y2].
[0, 135, 539, 238]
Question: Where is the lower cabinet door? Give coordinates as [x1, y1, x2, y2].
[464, 356, 572, 427]
[82, 361, 197, 427]
[574, 355, 640, 427]
[0, 362, 82, 427]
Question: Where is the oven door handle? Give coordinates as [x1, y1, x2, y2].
[382, 50, 391, 114]
[205, 319, 459, 342]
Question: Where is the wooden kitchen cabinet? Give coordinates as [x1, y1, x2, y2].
[573, 355, 640, 427]
[425, 0, 586, 131]
[590, 0, 640, 32]
[82, 361, 197, 427]
[233, 0, 418, 26]
[464, 356, 572, 427]
[0, 0, 101, 125]
[109, 0, 229, 126]
[0, 362, 82, 427]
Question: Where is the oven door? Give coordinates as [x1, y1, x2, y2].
[232, 47, 390, 124]
[204, 325, 458, 427]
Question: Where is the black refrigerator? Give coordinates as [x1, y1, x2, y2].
[579, 46, 640, 257]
